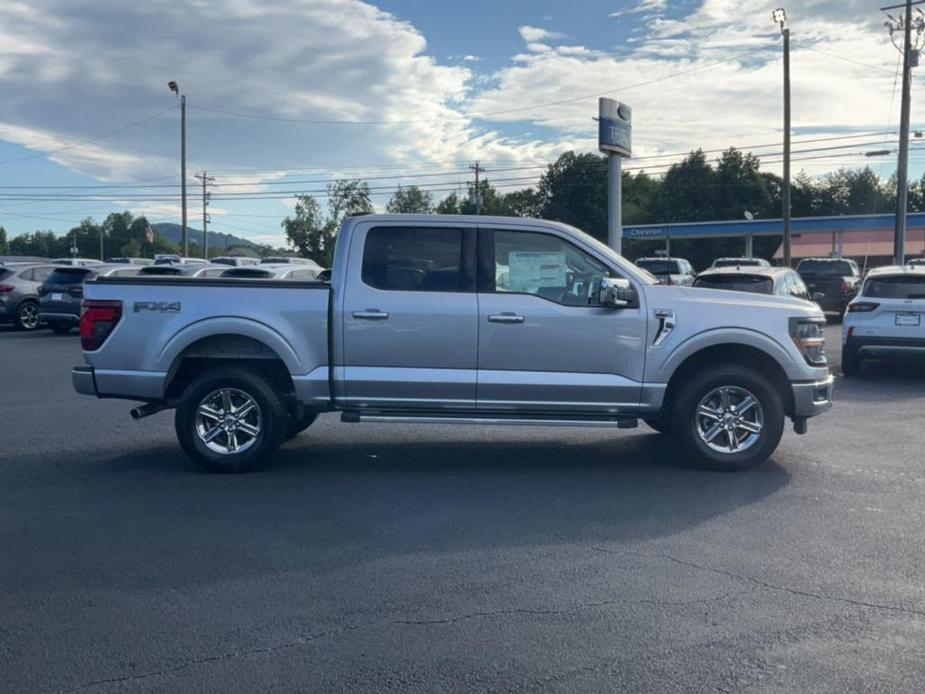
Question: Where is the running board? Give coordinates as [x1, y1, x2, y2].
[341, 411, 638, 428]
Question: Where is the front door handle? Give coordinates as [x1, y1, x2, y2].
[488, 313, 525, 324]
[353, 310, 390, 320]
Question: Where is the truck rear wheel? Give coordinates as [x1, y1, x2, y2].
[670, 364, 784, 471]
[174, 367, 287, 473]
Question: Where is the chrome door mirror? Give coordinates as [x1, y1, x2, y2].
[599, 277, 637, 308]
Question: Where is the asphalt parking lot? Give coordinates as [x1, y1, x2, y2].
[2, 323, 925, 693]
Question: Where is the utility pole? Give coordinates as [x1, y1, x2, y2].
[773, 9, 792, 267]
[469, 161, 484, 215]
[168, 81, 188, 257]
[883, 0, 925, 265]
[194, 172, 214, 259]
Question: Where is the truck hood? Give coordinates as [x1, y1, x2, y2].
[644, 284, 825, 320]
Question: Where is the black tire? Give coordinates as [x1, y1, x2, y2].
[670, 364, 785, 472]
[48, 322, 72, 334]
[643, 415, 671, 435]
[841, 346, 860, 377]
[174, 366, 288, 473]
[285, 411, 318, 440]
[13, 301, 40, 331]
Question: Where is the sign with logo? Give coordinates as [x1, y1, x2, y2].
[625, 227, 666, 239]
[598, 98, 631, 157]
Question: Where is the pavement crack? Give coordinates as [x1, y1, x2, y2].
[593, 545, 925, 619]
[52, 625, 361, 694]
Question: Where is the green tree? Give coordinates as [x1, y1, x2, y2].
[282, 179, 373, 266]
[435, 192, 463, 214]
[656, 149, 717, 223]
[0, 226, 8, 255]
[537, 151, 609, 241]
[387, 185, 433, 213]
[714, 148, 771, 221]
[501, 187, 542, 217]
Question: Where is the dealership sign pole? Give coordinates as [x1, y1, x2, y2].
[598, 98, 631, 254]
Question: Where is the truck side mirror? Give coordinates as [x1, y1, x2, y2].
[599, 277, 637, 308]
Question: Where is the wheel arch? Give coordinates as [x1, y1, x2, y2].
[662, 343, 795, 418]
[163, 333, 296, 401]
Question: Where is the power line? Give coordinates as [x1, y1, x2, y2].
[0, 105, 177, 167]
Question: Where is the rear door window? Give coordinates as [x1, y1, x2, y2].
[362, 227, 466, 292]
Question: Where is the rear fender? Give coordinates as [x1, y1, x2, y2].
[156, 317, 304, 375]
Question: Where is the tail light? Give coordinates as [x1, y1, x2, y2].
[80, 300, 122, 351]
[0, 284, 13, 293]
[848, 302, 879, 313]
[68, 285, 84, 298]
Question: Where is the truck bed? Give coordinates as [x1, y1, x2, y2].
[83, 276, 331, 404]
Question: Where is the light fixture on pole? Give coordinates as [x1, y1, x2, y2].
[168, 80, 188, 258]
[772, 8, 791, 267]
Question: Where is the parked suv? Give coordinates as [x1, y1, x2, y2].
[842, 265, 925, 375]
[0, 264, 57, 330]
[634, 257, 696, 286]
[796, 258, 861, 314]
[39, 265, 140, 333]
[693, 266, 812, 301]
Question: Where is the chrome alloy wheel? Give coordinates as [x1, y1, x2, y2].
[195, 388, 262, 455]
[19, 303, 39, 330]
[695, 385, 764, 454]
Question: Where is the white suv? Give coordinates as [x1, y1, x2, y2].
[842, 265, 925, 376]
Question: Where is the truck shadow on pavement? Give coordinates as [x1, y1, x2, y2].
[20, 430, 791, 589]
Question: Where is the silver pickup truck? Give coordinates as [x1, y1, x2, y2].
[72, 214, 834, 473]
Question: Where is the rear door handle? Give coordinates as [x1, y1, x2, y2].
[488, 313, 525, 324]
[353, 310, 390, 320]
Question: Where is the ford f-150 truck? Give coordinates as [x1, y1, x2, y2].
[72, 215, 834, 473]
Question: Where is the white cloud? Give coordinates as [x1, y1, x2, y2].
[518, 26, 569, 43]
[610, 0, 668, 19]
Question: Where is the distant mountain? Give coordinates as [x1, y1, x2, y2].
[152, 223, 261, 252]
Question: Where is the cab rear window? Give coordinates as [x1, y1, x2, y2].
[693, 274, 773, 294]
[863, 275, 925, 299]
[797, 260, 854, 275]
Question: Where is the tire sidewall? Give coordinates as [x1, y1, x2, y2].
[671, 365, 785, 471]
[14, 301, 39, 331]
[175, 367, 287, 473]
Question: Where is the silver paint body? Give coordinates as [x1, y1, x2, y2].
[77, 215, 832, 420]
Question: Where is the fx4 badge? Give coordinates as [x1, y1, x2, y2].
[134, 301, 181, 314]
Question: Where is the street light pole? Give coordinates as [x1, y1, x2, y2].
[168, 81, 188, 257]
[773, 8, 792, 267]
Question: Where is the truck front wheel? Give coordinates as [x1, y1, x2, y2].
[174, 367, 288, 473]
[670, 364, 784, 471]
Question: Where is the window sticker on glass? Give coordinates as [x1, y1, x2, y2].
[508, 252, 567, 292]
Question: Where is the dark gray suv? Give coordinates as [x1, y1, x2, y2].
[0, 263, 57, 331]
[38, 264, 140, 333]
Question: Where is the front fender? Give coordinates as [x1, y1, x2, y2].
[156, 316, 304, 375]
[648, 327, 805, 382]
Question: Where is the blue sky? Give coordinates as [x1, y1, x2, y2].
[0, 0, 913, 247]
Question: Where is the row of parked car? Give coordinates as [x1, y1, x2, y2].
[634, 255, 925, 376]
[0, 255, 327, 333]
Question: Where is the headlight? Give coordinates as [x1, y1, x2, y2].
[789, 318, 826, 366]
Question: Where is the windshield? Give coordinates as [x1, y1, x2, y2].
[797, 259, 854, 275]
[863, 274, 925, 299]
[693, 274, 773, 294]
[636, 259, 679, 275]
